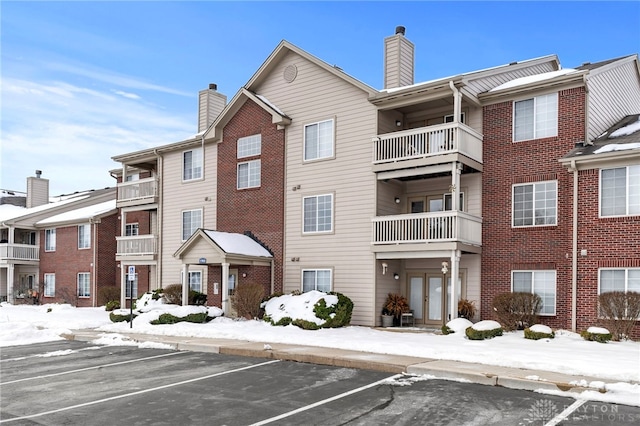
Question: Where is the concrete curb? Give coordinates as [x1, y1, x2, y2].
[63, 330, 618, 395]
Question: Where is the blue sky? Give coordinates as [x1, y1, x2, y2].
[1, 1, 639, 195]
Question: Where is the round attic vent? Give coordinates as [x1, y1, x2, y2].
[283, 64, 297, 83]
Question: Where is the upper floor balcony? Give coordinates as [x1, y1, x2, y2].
[372, 211, 482, 254]
[372, 122, 483, 175]
[0, 243, 39, 263]
[116, 177, 159, 209]
[116, 235, 158, 262]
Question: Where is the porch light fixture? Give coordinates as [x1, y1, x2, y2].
[395, 120, 402, 127]
[393, 273, 400, 280]
[394, 197, 401, 204]
[381, 262, 388, 275]
[441, 261, 448, 275]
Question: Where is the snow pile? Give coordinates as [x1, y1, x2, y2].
[445, 317, 473, 334]
[529, 324, 553, 334]
[262, 290, 338, 325]
[471, 320, 502, 331]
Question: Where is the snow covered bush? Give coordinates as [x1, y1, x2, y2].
[491, 292, 542, 331]
[262, 290, 353, 330]
[465, 320, 503, 340]
[581, 326, 612, 343]
[524, 324, 554, 340]
[442, 317, 473, 335]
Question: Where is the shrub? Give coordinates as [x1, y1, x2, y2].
[273, 316, 293, 326]
[524, 325, 555, 340]
[109, 311, 134, 322]
[441, 325, 453, 335]
[465, 324, 503, 340]
[457, 299, 477, 320]
[598, 291, 640, 341]
[383, 293, 409, 318]
[492, 292, 542, 331]
[105, 300, 120, 311]
[292, 319, 321, 330]
[150, 312, 208, 325]
[231, 282, 266, 319]
[98, 285, 120, 306]
[162, 284, 183, 304]
[314, 292, 353, 328]
[581, 327, 612, 343]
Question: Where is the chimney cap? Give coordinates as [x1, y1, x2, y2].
[35, 170, 42, 178]
[208, 83, 217, 91]
[395, 26, 406, 36]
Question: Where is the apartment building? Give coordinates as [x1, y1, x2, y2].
[0, 172, 118, 305]
[113, 27, 638, 327]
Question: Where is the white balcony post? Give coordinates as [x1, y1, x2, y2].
[449, 250, 461, 320]
[182, 264, 189, 306]
[120, 265, 127, 308]
[7, 264, 14, 303]
[221, 262, 230, 315]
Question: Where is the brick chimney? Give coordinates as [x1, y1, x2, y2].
[384, 26, 415, 90]
[198, 84, 227, 133]
[26, 170, 49, 208]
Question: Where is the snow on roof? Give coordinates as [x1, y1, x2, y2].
[609, 117, 640, 138]
[0, 204, 28, 222]
[0, 195, 90, 223]
[36, 200, 116, 225]
[256, 94, 286, 116]
[489, 68, 578, 92]
[593, 142, 640, 155]
[203, 230, 272, 258]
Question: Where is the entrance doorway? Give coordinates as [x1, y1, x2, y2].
[407, 270, 465, 326]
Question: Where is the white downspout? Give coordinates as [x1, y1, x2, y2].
[91, 218, 97, 307]
[570, 160, 578, 332]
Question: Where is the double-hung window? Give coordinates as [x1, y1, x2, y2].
[512, 270, 556, 315]
[125, 223, 139, 236]
[302, 269, 332, 292]
[189, 271, 202, 293]
[513, 181, 557, 227]
[77, 273, 90, 298]
[78, 224, 91, 249]
[304, 119, 334, 161]
[513, 93, 558, 142]
[303, 194, 333, 233]
[44, 273, 55, 297]
[599, 269, 640, 294]
[182, 209, 202, 241]
[600, 165, 640, 217]
[183, 148, 203, 181]
[45, 229, 56, 252]
[237, 134, 261, 189]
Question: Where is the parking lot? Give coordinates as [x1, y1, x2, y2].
[1, 340, 638, 425]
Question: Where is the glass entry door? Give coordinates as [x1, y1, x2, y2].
[408, 271, 465, 326]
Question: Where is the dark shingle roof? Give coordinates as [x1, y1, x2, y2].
[562, 114, 640, 159]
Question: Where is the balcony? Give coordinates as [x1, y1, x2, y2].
[372, 211, 482, 253]
[116, 235, 157, 261]
[116, 177, 158, 208]
[0, 243, 39, 263]
[372, 122, 483, 174]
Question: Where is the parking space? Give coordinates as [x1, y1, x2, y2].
[2, 341, 638, 425]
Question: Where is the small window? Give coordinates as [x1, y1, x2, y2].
[189, 271, 202, 293]
[237, 160, 261, 189]
[304, 119, 334, 161]
[444, 113, 465, 124]
[77, 273, 90, 298]
[513, 93, 558, 142]
[600, 165, 640, 217]
[512, 181, 557, 227]
[303, 194, 333, 233]
[237, 134, 261, 158]
[44, 273, 55, 297]
[512, 270, 556, 315]
[183, 148, 203, 181]
[125, 274, 138, 299]
[78, 224, 91, 249]
[599, 268, 640, 294]
[182, 209, 202, 241]
[302, 269, 332, 292]
[125, 173, 139, 182]
[45, 229, 56, 252]
[125, 223, 139, 236]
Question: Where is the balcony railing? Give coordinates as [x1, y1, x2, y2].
[116, 235, 157, 256]
[373, 122, 483, 165]
[0, 244, 39, 262]
[372, 211, 482, 246]
[116, 177, 158, 205]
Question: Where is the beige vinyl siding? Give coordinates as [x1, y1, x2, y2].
[587, 60, 640, 141]
[465, 62, 558, 96]
[405, 174, 481, 217]
[254, 51, 379, 325]
[384, 35, 414, 89]
[160, 144, 217, 288]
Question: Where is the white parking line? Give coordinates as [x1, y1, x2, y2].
[545, 399, 587, 426]
[249, 373, 403, 426]
[1, 351, 184, 385]
[1, 346, 102, 363]
[0, 359, 281, 423]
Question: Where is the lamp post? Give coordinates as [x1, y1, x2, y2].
[441, 261, 449, 321]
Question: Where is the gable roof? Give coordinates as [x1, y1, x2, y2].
[36, 199, 117, 227]
[174, 229, 273, 266]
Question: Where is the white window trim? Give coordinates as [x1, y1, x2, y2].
[125, 223, 139, 237]
[189, 270, 203, 293]
[45, 229, 56, 252]
[78, 224, 91, 249]
[181, 208, 203, 241]
[598, 268, 640, 294]
[511, 180, 558, 228]
[237, 159, 261, 189]
[512, 92, 558, 142]
[77, 272, 90, 298]
[182, 148, 203, 182]
[302, 193, 334, 234]
[303, 118, 335, 162]
[237, 134, 262, 158]
[599, 165, 640, 218]
[301, 268, 333, 293]
[44, 273, 55, 297]
[511, 270, 557, 316]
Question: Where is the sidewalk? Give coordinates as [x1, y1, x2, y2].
[65, 329, 619, 396]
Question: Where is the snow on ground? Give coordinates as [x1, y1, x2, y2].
[1, 301, 638, 406]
